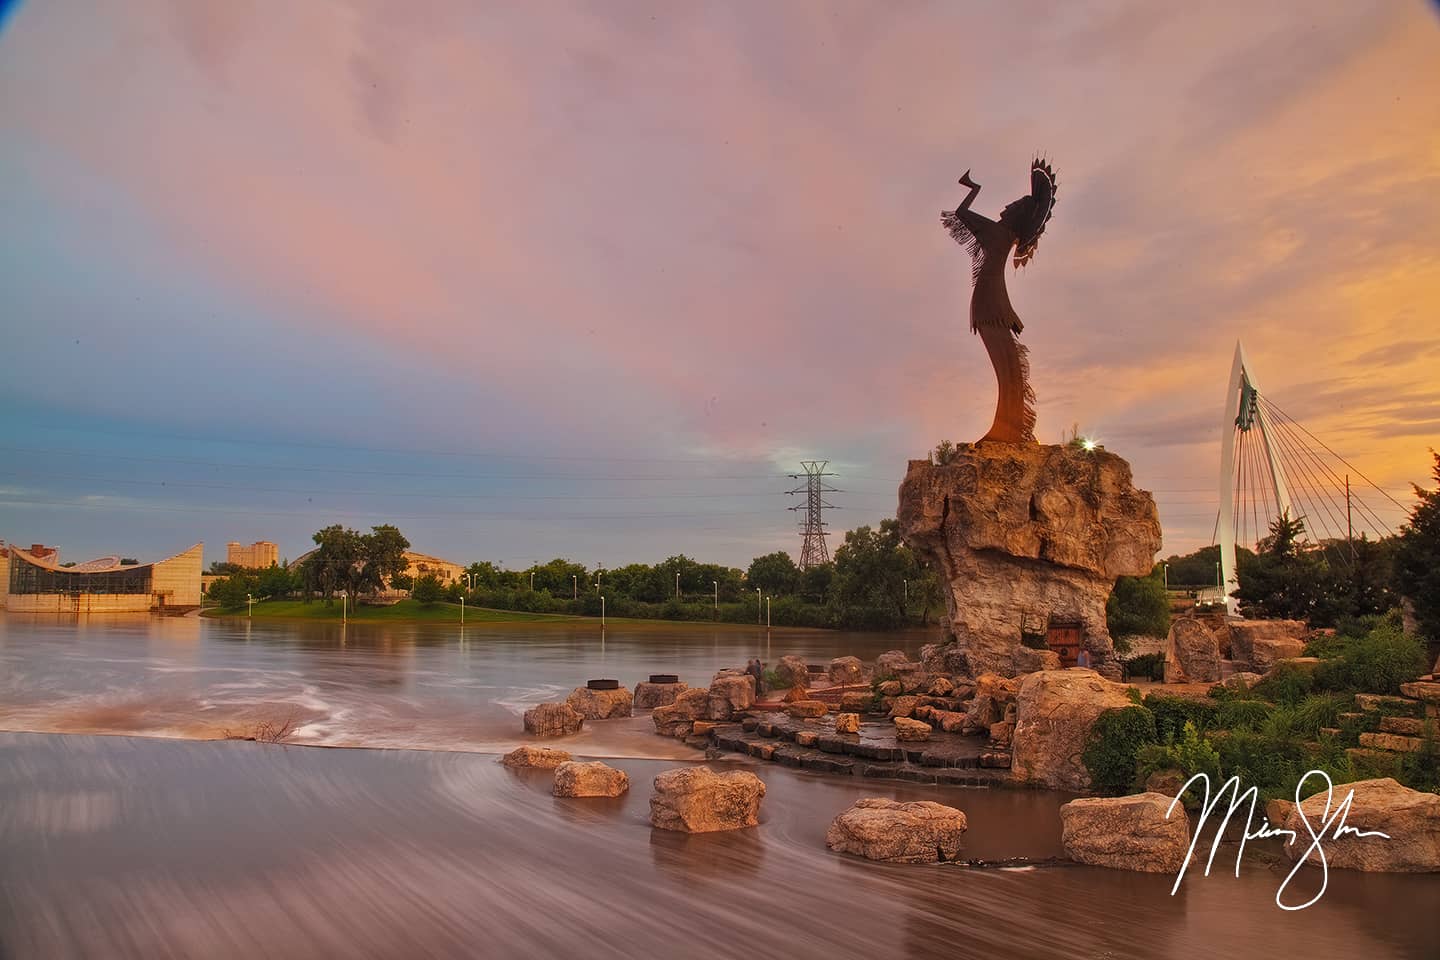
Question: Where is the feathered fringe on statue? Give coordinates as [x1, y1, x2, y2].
[941, 158, 1056, 445]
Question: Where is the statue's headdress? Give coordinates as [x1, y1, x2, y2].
[1004, 158, 1057, 268]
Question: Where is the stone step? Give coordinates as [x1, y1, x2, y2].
[1319, 727, 1341, 738]
[1358, 731, 1426, 753]
[1355, 693, 1418, 712]
[1346, 747, 1401, 767]
[1378, 716, 1428, 736]
[1398, 681, 1440, 705]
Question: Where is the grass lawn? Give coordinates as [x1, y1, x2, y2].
[202, 599, 580, 623]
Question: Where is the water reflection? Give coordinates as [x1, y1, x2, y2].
[0, 614, 923, 756]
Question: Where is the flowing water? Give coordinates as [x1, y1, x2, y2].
[1, 613, 1437, 958]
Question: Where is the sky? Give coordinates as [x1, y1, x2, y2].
[1, 0, 1437, 571]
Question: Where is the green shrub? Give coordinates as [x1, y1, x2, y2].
[1316, 622, 1428, 695]
[1138, 722, 1221, 801]
[1401, 725, 1440, 793]
[1254, 661, 1317, 705]
[1215, 698, 1273, 731]
[1082, 706, 1159, 795]
[1143, 694, 1219, 742]
[1292, 693, 1348, 737]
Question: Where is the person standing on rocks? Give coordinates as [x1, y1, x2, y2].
[748, 659, 765, 696]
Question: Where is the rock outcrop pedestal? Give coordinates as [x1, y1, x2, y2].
[826, 798, 968, 863]
[898, 444, 1161, 678]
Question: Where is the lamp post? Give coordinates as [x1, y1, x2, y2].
[713, 580, 718, 611]
[460, 594, 465, 624]
[756, 587, 762, 624]
[247, 593, 253, 618]
[530, 570, 535, 591]
[766, 595, 771, 629]
[340, 590, 347, 623]
[601, 595, 606, 627]
[596, 569, 602, 593]
[1161, 562, 1168, 591]
[572, 575, 577, 600]
[675, 571, 680, 599]
[904, 579, 909, 602]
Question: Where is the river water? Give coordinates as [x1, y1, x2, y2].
[1, 613, 1437, 958]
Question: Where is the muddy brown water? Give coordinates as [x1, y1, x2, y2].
[1, 614, 1438, 958]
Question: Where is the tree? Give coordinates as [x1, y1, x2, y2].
[360, 524, 411, 594]
[1234, 512, 1337, 623]
[830, 519, 922, 625]
[1395, 451, 1440, 646]
[746, 551, 799, 596]
[256, 564, 296, 600]
[1107, 564, 1171, 651]
[412, 574, 444, 604]
[208, 572, 258, 608]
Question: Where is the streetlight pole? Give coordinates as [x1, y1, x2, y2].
[756, 587, 762, 624]
[340, 591, 347, 623]
[247, 593, 253, 618]
[766, 595, 771, 629]
[675, 571, 680, 599]
[713, 580, 718, 611]
[530, 570, 535, 591]
[1161, 562, 1168, 591]
[460, 594, 465, 624]
[572, 575, 577, 600]
[601, 595, 606, 627]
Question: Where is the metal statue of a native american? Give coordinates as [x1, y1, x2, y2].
[941, 159, 1057, 443]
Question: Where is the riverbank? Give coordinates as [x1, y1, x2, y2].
[201, 598, 580, 623]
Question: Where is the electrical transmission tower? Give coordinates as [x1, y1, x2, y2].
[787, 461, 838, 570]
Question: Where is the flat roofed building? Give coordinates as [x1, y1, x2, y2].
[1, 543, 203, 614]
[226, 540, 279, 569]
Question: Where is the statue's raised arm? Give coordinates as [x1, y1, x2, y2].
[940, 158, 1057, 443]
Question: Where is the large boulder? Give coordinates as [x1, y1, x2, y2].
[874, 650, 916, 679]
[566, 685, 634, 720]
[898, 445, 1161, 679]
[920, 641, 969, 676]
[888, 695, 921, 719]
[785, 700, 828, 718]
[652, 687, 710, 736]
[523, 702, 584, 738]
[649, 766, 766, 833]
[828, 656, 865, 685]
[1226, 619, 1307, 672]
[634, 680, 688, 710]
[774, 655, 810, 688]
[1282, 778, 1440, 872]
[963, 673, 1020, 733]
[1011, 669, 1136, 791]
[835, 712, 860, 734]
[500, 745, 573, 769]
[553, 761, 630, 798]
[1014, 647, 1062, 674]
[1060, 793, 1191, 873]
[706, 675, 756, 721]
[894, 717, 932, 741]
[1163, 618, 1222, 684]
[825, 798, 968, 863]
